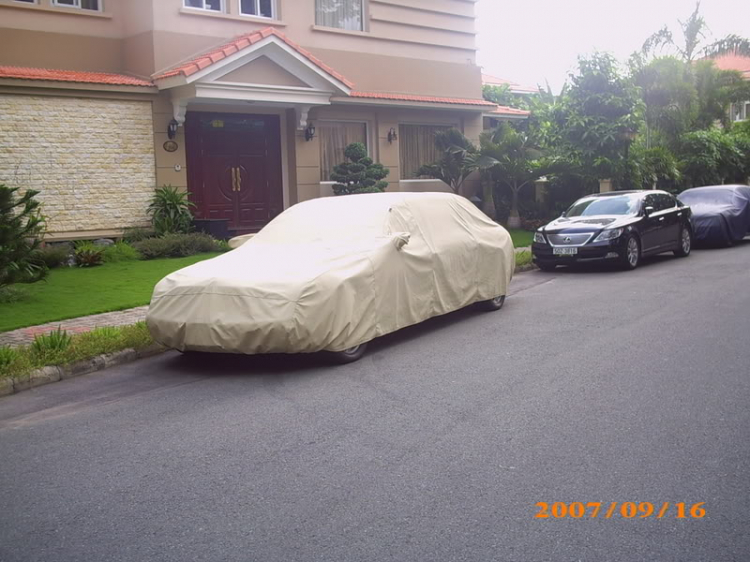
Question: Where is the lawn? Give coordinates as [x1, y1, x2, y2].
[507, 228, 535, 248]
[0, 253, 221, 333]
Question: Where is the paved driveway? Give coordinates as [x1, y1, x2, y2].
[2, 244, 749, 562]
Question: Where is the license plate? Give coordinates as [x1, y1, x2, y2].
[553, 247, 578, 255]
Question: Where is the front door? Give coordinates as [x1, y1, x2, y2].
[186, 113, 283, 233]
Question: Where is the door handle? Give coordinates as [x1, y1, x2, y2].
[658, 217, 665, 221]
[231, 167, 240, 192]
[236, 167, 242, 192]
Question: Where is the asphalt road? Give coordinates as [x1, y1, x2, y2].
[2, 243, 750, 562]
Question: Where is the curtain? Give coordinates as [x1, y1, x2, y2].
[319, 122, 368, 181]
[399, 125, 450, 180]
[315, 0, 363, 31]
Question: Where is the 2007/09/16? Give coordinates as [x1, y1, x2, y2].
[535, 502, 706, 519]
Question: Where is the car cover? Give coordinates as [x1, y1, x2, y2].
[146, 192, 514, 354]
[679, 185, 750, 244]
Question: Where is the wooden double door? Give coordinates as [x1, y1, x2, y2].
[186, 112, 283, 233]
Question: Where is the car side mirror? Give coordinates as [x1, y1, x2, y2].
[644, 206, 655, 217]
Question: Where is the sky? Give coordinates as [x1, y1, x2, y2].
[476, 0, 750, 93]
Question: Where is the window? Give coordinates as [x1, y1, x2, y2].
[53, 0, 101, 9]
[731, 101, 749, 122]
[183, 0, 223, 12]
[319, 121, 367, 181]
[315, 0, 364, 31]
[14, 0, 37, 4]
[240, 0, 273, 18]
[399, 124, 451, 180]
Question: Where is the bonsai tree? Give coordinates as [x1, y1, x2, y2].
[331, 143, 389, 195]
[0, 184, 47, 288]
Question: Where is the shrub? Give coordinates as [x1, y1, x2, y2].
[31, 327, 72, 361]
[101, 241, 141, 263]
[0, 346, 19, 369]
[132, 232, 224, 259]
[148, 185, 195, 236]
[37, 244, 72, 269]
[331, 143, 389, 195]
[122, 226, 155, 243]
[0, 285, 29, 304]
[74, 241, 104, 267]
[0, 184, 47, 288]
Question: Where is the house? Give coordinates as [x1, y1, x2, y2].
[711, 52, 750, 123]
[0, 0, 524, 240]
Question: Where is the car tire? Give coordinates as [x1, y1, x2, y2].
[536, 262, 557, 272]
[619, 234, 641, 270]
[674, 226, 692, 257]
[476, 295, 505, 312]
[326, 343, 368, 365]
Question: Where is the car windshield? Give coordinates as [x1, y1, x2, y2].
[565, 195, 640, 217]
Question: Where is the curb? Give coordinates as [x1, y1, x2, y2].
[515, 263, 539, 274]
[0, 344, 166, 398]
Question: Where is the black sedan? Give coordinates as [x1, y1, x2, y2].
[532, 190, 693, 271]
[678, 185, 750, 247]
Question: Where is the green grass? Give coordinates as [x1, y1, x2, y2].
[0, 323, 155, 380]
[515, 250, 533, 268]
[507, 228, 535, 248]
[0, 253, 220, 333]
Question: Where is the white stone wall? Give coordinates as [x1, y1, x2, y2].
[0, 94, 156, 236]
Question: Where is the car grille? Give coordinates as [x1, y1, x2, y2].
[547, 233, 594, 246]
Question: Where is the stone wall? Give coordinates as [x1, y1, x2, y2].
[0, 94, 156, 237]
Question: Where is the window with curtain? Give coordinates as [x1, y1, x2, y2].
[399, 124, 451, 180]
[241, 0, 273, 18]
[319, 121, 368, 181]
[184, 0, 223, 12]
[315, 0, 364, 31]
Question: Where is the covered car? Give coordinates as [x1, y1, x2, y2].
[146, 192, 514, 362]
[678, 185, 750, 246]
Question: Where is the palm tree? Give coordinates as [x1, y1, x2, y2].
[642, 2, 750, 62]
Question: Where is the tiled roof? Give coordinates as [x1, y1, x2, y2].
[0, 66, 154, 87]
[152, 27, 354, 88]
[711, 53, 750, 77]
[349, 91, 496, 107]
[485, 105, 531, 116]
[482, 73, 538, 94]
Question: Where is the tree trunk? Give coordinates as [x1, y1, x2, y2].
[507, 187, 521, 229]
[482, 181, 496, 220]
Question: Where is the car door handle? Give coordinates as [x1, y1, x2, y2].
[658, 217, 665, 221]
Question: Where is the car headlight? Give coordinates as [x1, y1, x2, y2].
[533, 231, 546, 244]
[594, 228, 624, 242]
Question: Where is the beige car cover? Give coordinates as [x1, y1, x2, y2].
[146, 192, 514, 354]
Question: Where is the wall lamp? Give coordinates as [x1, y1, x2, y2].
[304, 121, 316, 141]
[387, 127, 398, 143]
[167, 119, 179, 140]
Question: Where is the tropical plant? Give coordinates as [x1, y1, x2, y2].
[480, 122, 551, 227]
[641, 2, 750, 62]
[693, 60, 750, 129]
[101, 241, 141, 263]
[550, 53, 644, 188]
[677, 128, 744, 187]
[0, 184, 47, 289]
[0, 346, 19, 370]
[482, 84, 531, 110]
[74, 241, 105, 268]
[330, 142, 389, 195]
[31, 327, 72, 357]
[147, 185, 195, 235]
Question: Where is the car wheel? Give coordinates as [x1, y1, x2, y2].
[326, 343, 368, 365]
[674, 227, 692, 257]
[619, 235, 641, 270]
[537, 262, 557, 272]
[476, 295, 505, 312]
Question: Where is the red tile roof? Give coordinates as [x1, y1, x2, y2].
[349, 91, 496, 107]
[485, 105, 532, 116]
[152, 27, 354, 88]
[0, 66, 154, 87]
[482, 73, 538, 94]
[711, 53, 750, 77]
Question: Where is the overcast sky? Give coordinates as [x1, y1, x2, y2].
[476, 0, 750, 93]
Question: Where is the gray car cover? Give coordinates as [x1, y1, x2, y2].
[679, 185, 750, 245]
